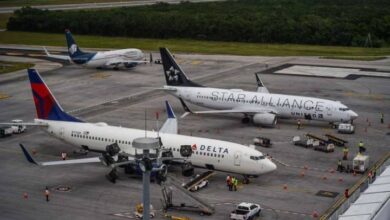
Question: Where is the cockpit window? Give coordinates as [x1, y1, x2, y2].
[339, 108, 349, 111]
[250, 155, 265, 160]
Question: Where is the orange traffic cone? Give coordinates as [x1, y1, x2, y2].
[338, 177, 343, 182]
[23, 192, 28, 199]
[322, 175, 327, 180]
[32, 149, 37, 155]
[283, 184, 288, 190]
[300, 171, 305, 177]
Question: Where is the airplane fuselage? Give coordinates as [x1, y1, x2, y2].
[72, 48, 144, 68]
[37, 119, 276, 176]
[166, 86, 357, 123]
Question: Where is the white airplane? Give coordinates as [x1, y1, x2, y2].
[3, 69, 276, 183]
[159, 48, 358, 126]
[44, 30, 148, 69]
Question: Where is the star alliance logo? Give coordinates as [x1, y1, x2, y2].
[69, 44, 78, 55]
[166, 66, 180, 82]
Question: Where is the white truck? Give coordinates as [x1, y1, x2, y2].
[338, 123, 355, 134]
[0, 126, 13, 138]
[11, 119, 26, 134]
[230, 202, 261, 220]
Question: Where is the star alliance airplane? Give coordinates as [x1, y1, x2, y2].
[159, 48, 358, 127]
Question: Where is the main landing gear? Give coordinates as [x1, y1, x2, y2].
[241, 115, 251, 124]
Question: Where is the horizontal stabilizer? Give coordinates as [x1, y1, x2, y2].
[19, 144, 101, 166]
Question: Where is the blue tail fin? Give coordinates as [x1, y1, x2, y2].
[65, 29, 85, 58]
[28, 69, 83, 122]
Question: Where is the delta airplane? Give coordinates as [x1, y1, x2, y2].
[3, 69, 276, 182]
[159, 48, 358, 126]
[44, 30, 147, 69]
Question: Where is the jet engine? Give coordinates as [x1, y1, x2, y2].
[252, 113, 277, 126]
[181, 162, 194, 177]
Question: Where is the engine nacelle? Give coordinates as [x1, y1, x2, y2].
[252, 113, 277, 126]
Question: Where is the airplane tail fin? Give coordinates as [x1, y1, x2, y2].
[65, 29, 85, 58]
[159, 101, 178, 134]
[28, 69, 83, 122]
[159, 48, 203, 87]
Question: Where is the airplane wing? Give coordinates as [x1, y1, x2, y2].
[43, 47, 71, 61]
[255, 73, 269, 93]
[159, 101, 178, 134]
[0, 122, 48, 127]
[20, 144, 101, 166]
[179, 98, 277, 118]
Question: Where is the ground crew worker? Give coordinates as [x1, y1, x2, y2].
[233, 177, 238, 191]
[380, 112, 384, 124]
[297, 119, 301, 130]
[358, 141, 365, 153]
[344, 188, 349, 198]
[226, 176, 232, 191]
[45, 186, 50, 202]
[337, 160, 343, 172]
[342, 147, 349, 160]
[61, 152, 67, 160]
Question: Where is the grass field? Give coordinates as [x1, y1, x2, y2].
[0, 61, 33, 74]
[0, 31, 389, 57]
[0, 0, 134, 7]
[0, 14, 11, 29]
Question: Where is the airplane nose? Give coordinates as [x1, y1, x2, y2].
[350, 111, 358, 120]
[263, 159, 277, 173]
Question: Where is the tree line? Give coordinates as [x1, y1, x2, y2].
[7, 0, 390, 47]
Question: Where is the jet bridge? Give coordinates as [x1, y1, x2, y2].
[161, 175, 215, 215]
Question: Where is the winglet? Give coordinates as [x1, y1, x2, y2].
[43, 46, 50, 56]
[165, 101, 176, 119]
[19, 144, 38, 165]
[179, 98, 193, 113]
[254, 73, 269, 93]
[255, 73, 263, 87]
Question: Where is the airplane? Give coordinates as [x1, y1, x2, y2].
[159, 48, 359, 127]
[2, 69, 276, 183]
[44, 30, 148, 69]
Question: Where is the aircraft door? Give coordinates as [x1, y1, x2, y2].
[59, 127, 65, 139]
[234, 151, 241, 166]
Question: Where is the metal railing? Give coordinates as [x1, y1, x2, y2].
[320, 152, 390, 220]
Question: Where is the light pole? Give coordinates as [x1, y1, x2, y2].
[133, 137, 160, 220]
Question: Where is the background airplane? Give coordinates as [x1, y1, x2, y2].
[4, 69, 276, 183]
[159, 48, 358, 127]
[44, 30, 148, 69]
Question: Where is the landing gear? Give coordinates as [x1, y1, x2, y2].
[241, 116, 251, 124]
[242, 175, 250, 184]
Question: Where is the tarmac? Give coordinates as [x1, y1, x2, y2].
[0, 49, 389, 220]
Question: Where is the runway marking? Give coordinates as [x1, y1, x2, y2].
[191, 60, 201, 65]
[91, 72, 111, 79]
[0, 92, 10, 100]
[28, 53, 43, 57]
[343, 92, 383, 100]
[112, 212, 135, 219]
[5, 52, 23, 56]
